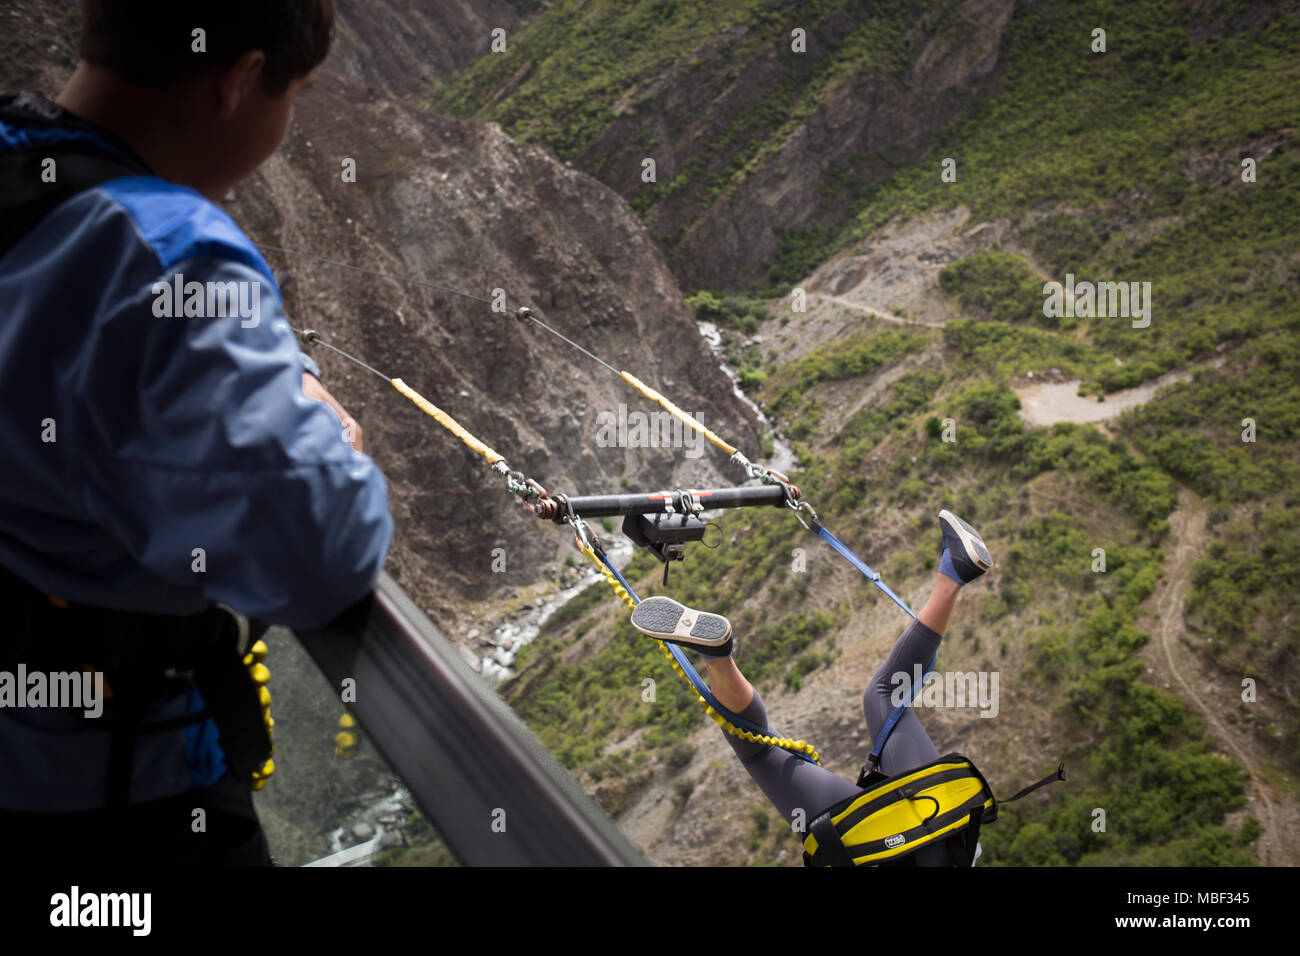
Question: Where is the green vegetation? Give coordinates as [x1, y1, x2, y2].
[938, 250, 1054, 327]
[431, 0, 780, 162]
[488, 0, 1299, 866]
[766, 326, 930, 411]
[987, 515, 1253, 866]
[941, 320, 1120, 386]
[686, 290, 768, 334]
[798, 0, 1300, 393]
[1123, 333, 1300, 762]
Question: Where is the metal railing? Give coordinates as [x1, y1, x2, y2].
[294, 572, 646, 866]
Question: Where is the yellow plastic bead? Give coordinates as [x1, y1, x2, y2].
[258, 686, 271, 707]
[251, 778, 267, 791]
[249, 640, 268, 662]
[250, 662, 270, 685]
[260, 758, 275, 775]
[338, 713, 357, 729]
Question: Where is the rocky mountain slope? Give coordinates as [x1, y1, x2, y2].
[430, 0, 1015, 291]
[330, 0, 548, 98]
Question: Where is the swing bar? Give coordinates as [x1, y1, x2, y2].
[536, 484, 795, 523]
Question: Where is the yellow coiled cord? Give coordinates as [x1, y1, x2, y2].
[334, 710, 360, 758]
[243, 639, 276, 790]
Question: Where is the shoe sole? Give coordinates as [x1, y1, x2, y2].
[939, 510, 992, 569]
[630, 596, 732, 649]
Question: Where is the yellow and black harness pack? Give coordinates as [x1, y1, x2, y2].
[803, 752, 1064, 867]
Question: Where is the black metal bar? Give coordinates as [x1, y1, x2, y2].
[546, 484, 789, 522]
[293, 572, 646, 866]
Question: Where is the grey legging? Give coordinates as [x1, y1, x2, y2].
[723, 618, 960, 865]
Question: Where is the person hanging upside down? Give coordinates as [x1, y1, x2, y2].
[630, 509, 993, 866]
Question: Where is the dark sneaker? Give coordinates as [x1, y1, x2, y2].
[630, 596, 733, 655]
[938, 510, 992, 583]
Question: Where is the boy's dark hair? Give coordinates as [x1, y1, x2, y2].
[79, 0, 334, 95]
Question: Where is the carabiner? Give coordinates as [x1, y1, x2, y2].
[790, 499, 819, 531]
[558, 494, 595, 554]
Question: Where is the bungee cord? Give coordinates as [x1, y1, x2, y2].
[289, 325, 537, 501]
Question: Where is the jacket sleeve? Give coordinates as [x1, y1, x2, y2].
[75, 255, 393, 628]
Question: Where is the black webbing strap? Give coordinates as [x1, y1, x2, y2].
[957, 808, 984, 867]
[0, 561, 270, 795]
[1001, 762, 1066, 803]
[855, 764, 890, 789]
[805, 810, 856, 867]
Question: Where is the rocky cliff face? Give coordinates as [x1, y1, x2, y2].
[430, 0, 1016, 291]
[331, 0, 547, 98]
[651, 0, 1016, 290]
[227, 72, 760, 632]
[0, 0, 759, 637]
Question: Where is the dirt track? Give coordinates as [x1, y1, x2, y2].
[1141, 492, 1298, 865]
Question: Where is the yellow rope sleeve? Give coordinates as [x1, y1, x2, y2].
[391, 378, 505, 466]
[619, 371, 738, 456]
[578, 544, 820, 764]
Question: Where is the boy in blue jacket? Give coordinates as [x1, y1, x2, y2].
[0, 0, 393, 864]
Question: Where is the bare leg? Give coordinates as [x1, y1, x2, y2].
[701, 655, 754, 713]
[916, 572, 961, 636]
